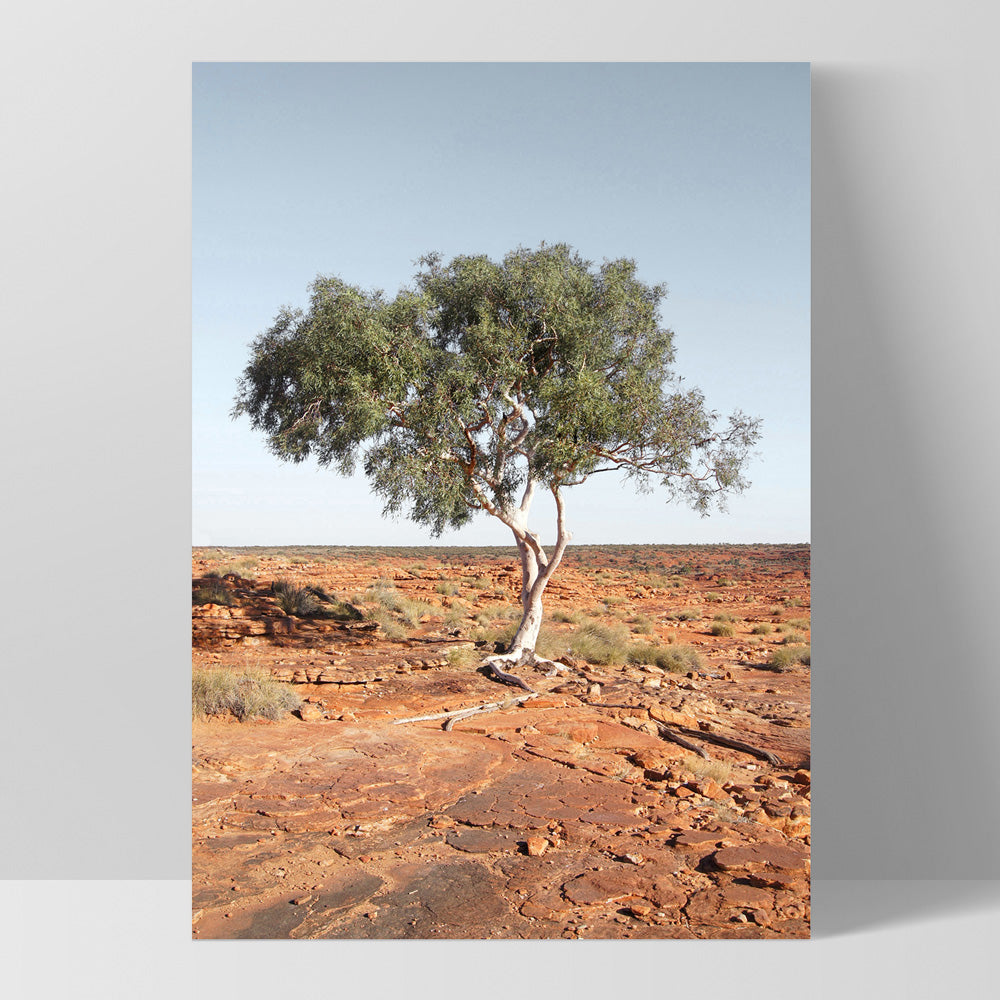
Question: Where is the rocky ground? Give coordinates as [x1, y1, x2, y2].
[192, 544, 810, 939]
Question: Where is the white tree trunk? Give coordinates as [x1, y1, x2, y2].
[509, 579, 545, 654]
[502, 484, 571, 658]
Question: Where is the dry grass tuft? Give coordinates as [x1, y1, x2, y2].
[192, 668, 300, 721]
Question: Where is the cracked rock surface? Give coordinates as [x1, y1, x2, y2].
[192, 544, 810, 939]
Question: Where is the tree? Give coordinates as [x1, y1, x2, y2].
[233, 243, 761, 690]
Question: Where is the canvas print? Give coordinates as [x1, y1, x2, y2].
[192, 63, 811, 939]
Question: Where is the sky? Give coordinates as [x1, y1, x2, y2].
[193, 63, 809, 547]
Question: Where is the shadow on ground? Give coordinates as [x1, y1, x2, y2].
[813, 880, 1000, 939]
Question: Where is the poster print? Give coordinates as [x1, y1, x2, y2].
[192, 63, 810, 939]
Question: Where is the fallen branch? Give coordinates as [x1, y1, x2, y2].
[653, 723, 711, 758]
[586, 700, 783, 766]
[394, 692, 537, 727]
[671, 725, 783, 766]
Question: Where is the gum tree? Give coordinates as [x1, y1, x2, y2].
[233, 244, 761, 690]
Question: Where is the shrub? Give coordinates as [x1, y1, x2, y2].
[470, 622, 563, 659]
[272, 579, 320, 616]
[629, 614, 655, 633]
[681, 755, 733, 785]
[671, 610, 700, 622]
[364, 581, 430, 624]
[627, 642, 704, 674]
[435, 581, 460, 596]
[787, 616, 811, 631]
[443, 604, 469, 626]
[569, 621, 631, 665]
[710, 622, 735, 637]
[304, 585, 364, 621]
[218, 558, 258, 579]
[713, 613, 735, 623]
[192, 668, 301, 721]
[192, 582, 237, 607]
[766, 645, 811, 672]
[372, 611, 407, 640]
[397, 598, 434, 625]
[751, 623, 772, 635]
[781, 631, 805, 645]
[552, 608, 587, 625]
[446, 646, 479, 668]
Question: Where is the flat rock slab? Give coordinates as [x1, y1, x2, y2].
[192, 664, 809, 939]
[445, 827, 525, 854]
[712, 843, 810, 875]
[333, 861, 514, 939]
[221, 871, 385, 940]
[563, 869, 651, 906]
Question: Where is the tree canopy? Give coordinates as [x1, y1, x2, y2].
[233, 243, 761, 682]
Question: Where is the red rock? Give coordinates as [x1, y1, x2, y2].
[529, 696, 567, 708]
[648, 704, 698, 729]
[712, 843, 809, 875]
[520, 900, 559, 921]
[693, 779, 728, 801]
[622, 897, 653, 917]
[526, 836, 548, 857]
[673, 830, 727, 848]
[563, 870, 641, 906]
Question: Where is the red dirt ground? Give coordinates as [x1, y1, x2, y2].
[192, 543, 810, 939]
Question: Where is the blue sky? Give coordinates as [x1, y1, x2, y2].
[193, 63, 809, 546]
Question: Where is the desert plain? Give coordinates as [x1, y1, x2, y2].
[192, 543, 810, 939]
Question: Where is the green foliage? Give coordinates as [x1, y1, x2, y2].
[192, 668, 301, 721]
[233, 244, 761, 537]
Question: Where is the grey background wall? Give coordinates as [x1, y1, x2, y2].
[3, 1, 998, 880]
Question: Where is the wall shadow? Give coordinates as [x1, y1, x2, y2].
[813, 879, 1000, 938]
[812, 68, 1000, 880]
